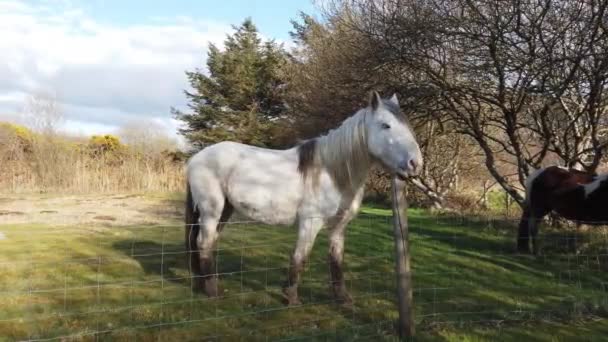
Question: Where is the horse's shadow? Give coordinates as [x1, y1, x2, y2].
[110, 237, 391, 317]
[111, 239, 291, 302]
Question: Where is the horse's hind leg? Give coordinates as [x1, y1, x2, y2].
[193, 193, 232, 297]
[196, 211, 228, 297]
[283, 217, 324, 306]
[217, 200, 234, 232]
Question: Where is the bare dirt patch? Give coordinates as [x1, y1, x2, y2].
[93, 215, 117, 221]
[0, 193, 184, 226]
[0, 210, 25, 216]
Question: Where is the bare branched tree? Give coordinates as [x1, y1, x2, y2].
[333, 0, 608, 207]
[410, 121, 477, 209]
[118, 120, 177, 156]
[23, 90, 64, 136]
[286, 11, 467, 207]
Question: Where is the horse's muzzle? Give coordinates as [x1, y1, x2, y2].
[396, 158, 422, 178]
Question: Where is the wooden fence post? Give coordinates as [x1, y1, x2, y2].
[391, 177, 415, 338]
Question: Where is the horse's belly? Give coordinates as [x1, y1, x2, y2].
[226, 168, 301, 226]
[556, 199, 608, 223]
[230, 191, 299, 225]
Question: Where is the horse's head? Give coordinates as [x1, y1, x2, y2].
[366, 91, 423, 180]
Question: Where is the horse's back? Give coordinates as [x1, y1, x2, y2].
[529, 166, 594, 193]
[526, 166, 608, 221]
[187, 141, 305, 225]
[188, 141, 289, 176]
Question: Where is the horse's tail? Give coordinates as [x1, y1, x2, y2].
[185, 180, 200, 279]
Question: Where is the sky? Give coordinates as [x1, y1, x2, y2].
[0, 0, 319, 146]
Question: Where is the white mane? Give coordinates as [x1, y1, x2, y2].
[313, 109, 371, 192]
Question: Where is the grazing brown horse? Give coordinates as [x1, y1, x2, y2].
[517, 166, 604, 254]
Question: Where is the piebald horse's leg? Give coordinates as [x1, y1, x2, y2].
[518, 204, 547, 254]
[327, 215, 353, 305]
[517, 207, 532, 253]
[530, 215, 542, 255]
[530, 207, 551, 255]
[283, 217, 324, 306]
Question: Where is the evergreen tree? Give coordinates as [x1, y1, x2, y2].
[174, 19, 289, 149]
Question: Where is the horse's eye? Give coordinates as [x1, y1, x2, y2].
[381, 123, 391, 130]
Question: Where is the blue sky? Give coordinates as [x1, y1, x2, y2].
[0, 0, 319, 146]
[75, 0, 316, 41]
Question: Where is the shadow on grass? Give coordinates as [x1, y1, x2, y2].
[111, 239, 290, 296]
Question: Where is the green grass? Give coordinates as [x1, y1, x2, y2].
[1, 206, 608, 341]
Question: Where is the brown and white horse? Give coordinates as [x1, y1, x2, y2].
[517, 165, 605, 254]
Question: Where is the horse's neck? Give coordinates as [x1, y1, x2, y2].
[315, 149, 370, 198]
[331, 155, 371, 193]
[316, 111, 371, 193]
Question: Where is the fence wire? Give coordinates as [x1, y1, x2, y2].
[1, 213, 608, 341]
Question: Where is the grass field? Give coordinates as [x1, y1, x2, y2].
[1, 194, 608, 341]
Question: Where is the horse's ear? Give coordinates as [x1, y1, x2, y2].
[389, 93, 399, 106]
[370, 91, 381, 111]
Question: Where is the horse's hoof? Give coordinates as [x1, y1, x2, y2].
[204, 289, 219, 297]
[286, 298, 302, 306]
[204, 278, 219, 297]
[516, 246, 531, 254]
[337, 296, 353, 308]
[333, 288, 353, 307]
[282, 286, 301, 306]
[205, 290, 220, 298]
[191, 277, 205, 293]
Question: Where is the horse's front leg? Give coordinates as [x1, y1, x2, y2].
[283, 217, 323, 306]
[530, 216, 541, 255]
[328, 220, 353, 306]
[517, 207, 532, 253]
[329, 214, 353, 305]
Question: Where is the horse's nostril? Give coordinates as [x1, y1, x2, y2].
[409, 159, 418, 171]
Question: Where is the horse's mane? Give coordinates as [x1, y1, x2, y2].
[297, 109, 371, 192]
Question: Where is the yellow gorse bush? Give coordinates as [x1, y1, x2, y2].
[0, 124, 185, 193]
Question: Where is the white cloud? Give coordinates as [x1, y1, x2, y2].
[0, 0, 234, 148]
[62, 119, 117, 138]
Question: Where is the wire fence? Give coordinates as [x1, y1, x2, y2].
[1, 212, 608, 340]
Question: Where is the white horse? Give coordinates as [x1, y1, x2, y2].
[185, 92, 422, 306]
